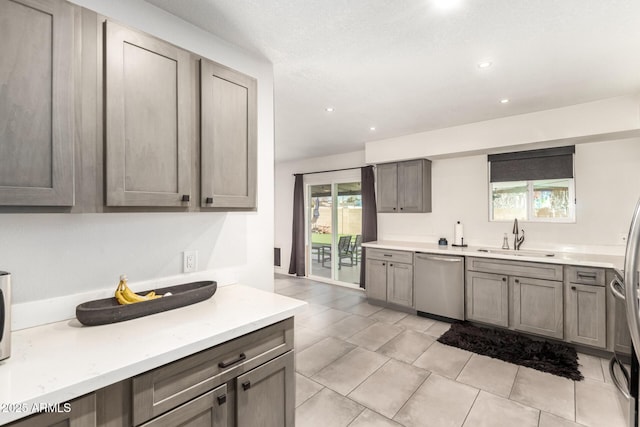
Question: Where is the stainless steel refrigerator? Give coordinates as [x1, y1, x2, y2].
[612, 198, 640, 426]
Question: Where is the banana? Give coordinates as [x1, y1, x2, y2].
[114, 275, 162, 305]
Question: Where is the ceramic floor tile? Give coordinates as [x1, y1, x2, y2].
[312, 347, 389, 396]
[393, 374, 479, 427]
[344, 301, 384, 317]
[349, 359, 429, 419]
[539, 412, 589, 427]
[456, 354, 519, 398]
[296, 336, 356, 376]
[347, 322, 404, 351]
[462, 390, 539, 427]
[295, 373, 324, 407]
[323, 314, 377, 340]
[509, 366, 575, 421]
[423, 320, 452, 338]
[577, 353, 604, 382]
[297, 308, 352, 331]
[276, 285, 309, 296]
[395, 314, 437, 332]
[348, 409, 403, 427]
[368, 308, 408, 324]
[295, 303, 331, 321]
[325, 294, 366, 311]
[575, 377, 627, 427]
[296, 387, 364, 427]
[304, 292, 344, 305]
[412, 341, 472, 379]
[295, 326, 328, 352]
[377, 329, 435, 364]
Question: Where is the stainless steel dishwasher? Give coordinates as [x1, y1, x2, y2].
[414, 253, 464, 321]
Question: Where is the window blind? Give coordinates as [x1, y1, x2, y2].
[488, 146, 575, 182]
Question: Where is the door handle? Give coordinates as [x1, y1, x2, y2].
[218, 352, 246, 368]
[0, 289, 4, 342]
[609, 356, 630, 400]
[609, 278, 625, 301]
[624, 197, 640, 356]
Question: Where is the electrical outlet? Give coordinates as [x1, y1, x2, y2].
[183, 250, 198, 273]
[618, 233, 628, 245]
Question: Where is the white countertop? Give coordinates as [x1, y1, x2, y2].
[0, 284, 306, 425]
[363, 240, 624, 270]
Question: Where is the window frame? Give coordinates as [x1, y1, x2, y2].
[488, 178, 576, 223]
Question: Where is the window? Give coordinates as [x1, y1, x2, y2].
[489, 146, 575, 222]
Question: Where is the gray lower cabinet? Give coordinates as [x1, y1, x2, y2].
[365, 259, 388, 301]
[377, 160, 431, 213]
[140, 385, 227, 427]
[7, 393, 96, 427]
[387, 262, 413, 307]
[236, 351, 294, 427]
[104, 20, 192, 207]
[511, 276, 563, 339]
[565, 266, 607, 349]
[200, 59, 257, 209]
[365, 249, 414, 308]
[0, 0, 75, 206]
[465, 271, 509, 327]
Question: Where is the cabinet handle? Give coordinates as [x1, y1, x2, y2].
[218, 352, 246, 368]
[217, 394, 227, 405]
[400, 207, 404, 210]
[382, 263, 386, 266]
[242, 381, 251, 391]
[383, 254, 392, 257]
[515, 279, 519, 283]
[502, 277, 506, 282]
[205, 197, 213, 204]
[571, 286, 577, 291]
[393, 207, 396, 211]
[390, 263, 393, 267]
[181, 194, 190, 202]
[577, 272, 597, 279]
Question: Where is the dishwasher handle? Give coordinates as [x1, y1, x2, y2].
[416, 254, 463, 263]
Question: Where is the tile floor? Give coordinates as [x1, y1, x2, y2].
[275, 274, 629, 427]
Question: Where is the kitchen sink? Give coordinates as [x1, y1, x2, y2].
[477, 248, 555, 257]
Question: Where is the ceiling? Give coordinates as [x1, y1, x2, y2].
[146, 0, 640, 162]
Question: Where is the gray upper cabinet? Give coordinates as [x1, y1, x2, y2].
[105, 21, 192, 207]
[376, 163, 398, 212]
[377, 159, 431, 213]
[0, 0, 74, 206]
[200, 59, 257, 209]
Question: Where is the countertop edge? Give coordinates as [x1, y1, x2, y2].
[362, 241, 624, 270]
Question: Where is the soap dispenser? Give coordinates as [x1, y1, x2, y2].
[502, 233, 510, 250]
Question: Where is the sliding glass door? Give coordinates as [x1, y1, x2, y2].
[307, 181, 362, 286]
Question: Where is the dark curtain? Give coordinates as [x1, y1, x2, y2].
[359, 165, 378, 288]
[288, 174, 305, 276]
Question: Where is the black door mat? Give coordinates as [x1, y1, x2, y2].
[437, 322, 583, 381]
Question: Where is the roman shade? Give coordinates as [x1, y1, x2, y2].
[489, 146, 575, 182]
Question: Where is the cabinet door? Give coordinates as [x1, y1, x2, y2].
[0, 0, 74, 206]
[387, 262, 413, 307]
[105, 21, 192, 207]
[139, 385, 227, 427]
[200, 59, 257, 209]
[465, 271, 508, 327]
[236, 351, 294, 427]
[8, 393, 96, 427]
[566, 283, 606, 348]
[376, 163, 398, 212]
[398, 160, 428, 213]
[511, 277, 563, 339]
[365, 258, 388, 302]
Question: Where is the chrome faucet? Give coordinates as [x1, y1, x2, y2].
[513, 218, 525, 250]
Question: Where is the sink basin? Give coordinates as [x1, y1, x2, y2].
[477, 248, 555, 258]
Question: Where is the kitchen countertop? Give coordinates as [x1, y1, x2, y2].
[0, 284, 306, 425]
[363, 240, 625, 270]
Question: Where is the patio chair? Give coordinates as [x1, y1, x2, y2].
[352, 235, 363, 265]
[337, 235, 354, 269]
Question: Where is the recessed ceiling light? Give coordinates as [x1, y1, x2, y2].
[370, 127, 376, 131]
[325, 107, 334, 112]
[500, 98, 510, 104]
[477, 61, 493, 69]
[432, 0, 463, 11]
